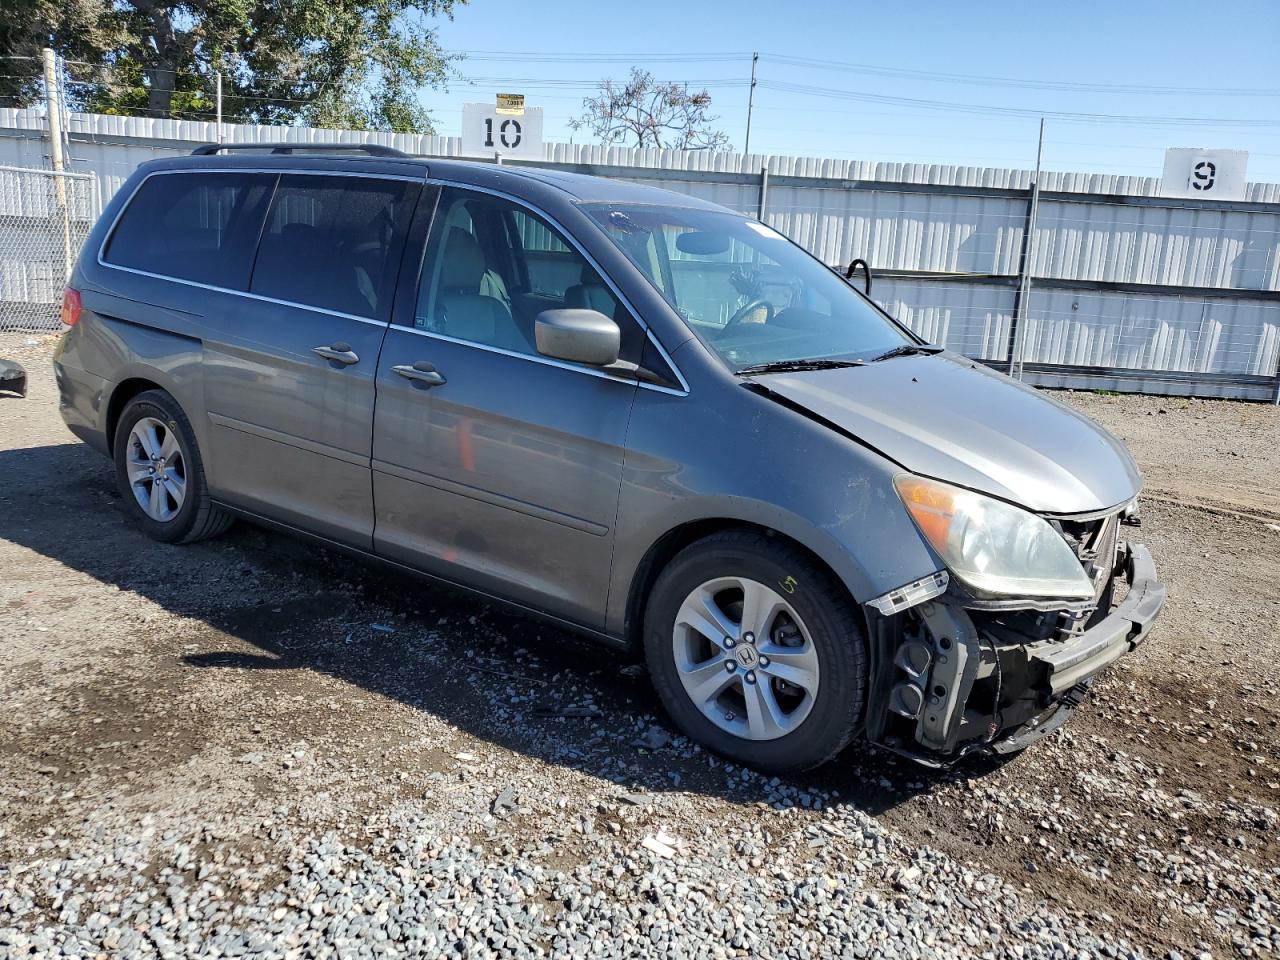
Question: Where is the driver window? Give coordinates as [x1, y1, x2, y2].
[667, 229, 785, 327]
[415, 188, 643, 362]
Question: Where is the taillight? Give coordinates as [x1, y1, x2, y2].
[61, 287, 82, 326]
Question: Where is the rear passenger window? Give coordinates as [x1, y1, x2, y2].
[105, 172, 273, 289]
[251, 175, 417, 321]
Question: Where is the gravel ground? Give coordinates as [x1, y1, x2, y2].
[2, 331, 1278, 959]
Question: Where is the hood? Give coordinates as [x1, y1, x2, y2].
[755, 353, 1141, 514]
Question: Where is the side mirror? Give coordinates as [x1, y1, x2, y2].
[535, 309, 621, 367]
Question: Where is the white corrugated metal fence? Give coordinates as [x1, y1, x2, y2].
[1, 107, 1277, 400]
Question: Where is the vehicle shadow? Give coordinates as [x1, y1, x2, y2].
[0, 440, 1002, 815]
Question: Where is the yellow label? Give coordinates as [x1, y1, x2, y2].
[496, 93, 525, 116]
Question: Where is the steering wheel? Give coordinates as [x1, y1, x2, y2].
[724, 298, 774, 331]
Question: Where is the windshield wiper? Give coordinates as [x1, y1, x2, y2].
[868, 343, 944, 362]
[737, 357, 866, 375]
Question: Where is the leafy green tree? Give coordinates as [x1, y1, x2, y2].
[0, 0, 461, 132]
[0, 0, 120, 108]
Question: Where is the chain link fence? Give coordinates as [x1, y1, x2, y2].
[0, 164, 97, 333]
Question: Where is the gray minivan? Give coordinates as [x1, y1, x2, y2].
[54, 144, 1165, 772]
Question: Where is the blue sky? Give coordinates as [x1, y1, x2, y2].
[418, 0, 1280, 182]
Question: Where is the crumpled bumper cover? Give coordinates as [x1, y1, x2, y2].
[0, 358, 27, 397]
[1032, 543, 1165, 696]
[868, 540, 1166, 765]
[985, 542, 1164, 756]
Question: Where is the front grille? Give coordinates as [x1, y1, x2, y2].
[1054, 510, 1123, 634]
[1062, 513, 1120, 598]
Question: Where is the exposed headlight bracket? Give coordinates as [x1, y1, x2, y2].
[866, 570, 949, 615]
[910, 601, 983, 753]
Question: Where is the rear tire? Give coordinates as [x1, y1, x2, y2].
[643, 530, 867, 774]
[112, 389, 232, 544]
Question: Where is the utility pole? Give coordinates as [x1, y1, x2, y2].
[42, 47, 73, 279]
[215, 71, 223, 141]
[744, 52, 759, 156]
[41, 48, 66, 177]
[55, 56, 72, 160]
[1010, 118, 1046, 381]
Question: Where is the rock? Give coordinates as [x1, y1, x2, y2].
[640, 834, 678, 859]
[633, 727, 671, 751]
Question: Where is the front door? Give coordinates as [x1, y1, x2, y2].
[372, 186, 642, 627]
[201, 172, 420, 548]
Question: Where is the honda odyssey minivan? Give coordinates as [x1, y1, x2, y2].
[53, 144, 1165, 772]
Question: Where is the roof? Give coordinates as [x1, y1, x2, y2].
[385, 156, 728, 209]
[165, 145, 732, 212]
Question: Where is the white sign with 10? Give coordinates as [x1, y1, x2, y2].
[461, 102, 544, 160]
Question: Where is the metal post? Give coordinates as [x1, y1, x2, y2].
[757, 165, 769, 221]
[56, 56, 72, 160]
[215, 71, 223, 141]
[42, 49, 65, 176]
[1008, 118, 1045, 381]
[42, 48, 73, 279]
[744, 52, 758, 156]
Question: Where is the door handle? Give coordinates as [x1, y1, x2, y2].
[392, 361, 446, 387]
[312, 343, 360, 365]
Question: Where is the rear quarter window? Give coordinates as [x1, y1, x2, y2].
[104, 172, 274, 289]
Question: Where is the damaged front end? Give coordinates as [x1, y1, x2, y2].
[864, 506, 1166, 766]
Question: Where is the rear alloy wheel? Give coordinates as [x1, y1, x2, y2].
[124, 416, 187, 522]
[644, 530, 867, 773]
[113, 389, 233, 544]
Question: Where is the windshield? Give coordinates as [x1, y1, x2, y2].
[582, 203, 913, 372]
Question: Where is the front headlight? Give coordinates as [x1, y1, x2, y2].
[894, 475, 1094, 600]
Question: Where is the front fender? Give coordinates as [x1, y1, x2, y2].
[607, 382, 944, 637]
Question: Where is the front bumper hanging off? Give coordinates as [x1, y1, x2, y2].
[0, 358, 27, 398]
[1035, 544, 1164, 696]
[867, 542, 1167, 765]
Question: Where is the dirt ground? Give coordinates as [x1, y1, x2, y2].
[2, 330, 1279, 957]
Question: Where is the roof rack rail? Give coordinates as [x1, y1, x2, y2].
[190, 142, 410, 158]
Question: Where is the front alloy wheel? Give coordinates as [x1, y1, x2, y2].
[644, 530, 867, 773]
[673, 577, 820, 741]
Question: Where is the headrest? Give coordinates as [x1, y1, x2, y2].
[441, 228, 486, 290]
[277, 222, 318, 244]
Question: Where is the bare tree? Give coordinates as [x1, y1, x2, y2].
[570, 68, 730, 151]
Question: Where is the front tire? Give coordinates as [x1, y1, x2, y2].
[643, 530, 867, 774]
[113, 389, 232, 544]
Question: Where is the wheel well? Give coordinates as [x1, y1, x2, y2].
[622, 519, 856, 652]
[105, 378, 162, 453]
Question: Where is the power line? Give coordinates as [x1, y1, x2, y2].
[456, 50, 751, 64]
[761, 53, 1280, 98]
[454, 75, 751, 88]
[755, 79, 1280, 127]
[453, 49, 1280, 97]
[438, 65, 1279, 128]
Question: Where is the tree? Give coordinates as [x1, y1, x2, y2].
[0, 0, 461, 133]
[0, 0, 120, 108]
[570, 68, 730, 152]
